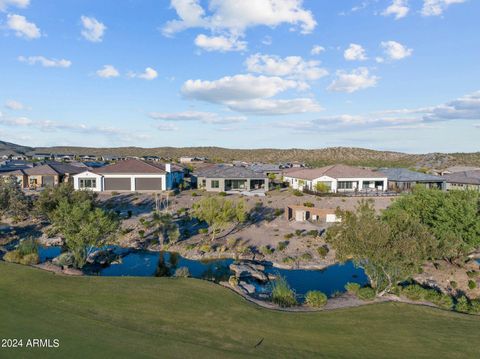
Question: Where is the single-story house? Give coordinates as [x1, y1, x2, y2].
[443, 170, 480, 191]
[1, 162, 83, 188]
[53, 154, 76, 162]
[378, 168, 446, 192]
[283, 164, 388, 193]
[79, 154, 98, 161]
[193, 165, 269, 192]
[23, 162, 84, 188]
[285, 205, 339, 223]
[101, 155, 125, 162]
[436, 166, 480, 176]
[73, 159, 184, 192]
[180, 156, 208, 164]
[249, 163, 283, 179]
[31, 153, 52, 161]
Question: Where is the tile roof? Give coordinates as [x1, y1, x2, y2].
[194, 164, 267, 179]
[95, 159, 183, 175]
[23, 162, 83, 176]
[378, 168, 445, 182]
[443, 170, 480, 185]
[284, 164, 386, 180]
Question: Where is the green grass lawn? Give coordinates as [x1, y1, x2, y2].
[0, 262, 479, 359]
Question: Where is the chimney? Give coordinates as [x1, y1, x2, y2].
[165, 163, 171, 173]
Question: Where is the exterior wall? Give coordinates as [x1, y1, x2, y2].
[284, 175, 388, 193]
[27, 175, 59, 188]
[73, 171, 103, 192]
[446, 182, 480, 191]
[166, 171, 184, 190]
[195, 176, 269, 192]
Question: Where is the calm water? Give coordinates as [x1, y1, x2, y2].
[36, 246, 368, 299]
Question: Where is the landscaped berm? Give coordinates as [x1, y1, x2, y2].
[1, 262, 479, 359]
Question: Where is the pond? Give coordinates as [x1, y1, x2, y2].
[35, 246, 368, 300]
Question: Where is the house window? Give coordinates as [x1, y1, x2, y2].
[29, 178, 38, 186]
[202, 179, 206, 188]
[79, 178, 96, 189]
[211, 180, 220, 189]
[338, 181, 354, 189]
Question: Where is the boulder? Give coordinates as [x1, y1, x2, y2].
[38, 236, 64, 247]
[239, 281, 256, 294]
[230, 262, 268, 282]
[87, 249, 119, 266]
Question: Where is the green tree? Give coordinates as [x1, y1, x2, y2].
[192, 197, 247, 241]
[327, 200, 434, 295]
[383, 187, 480, 262]
[35, 182, 97, 221]
[52, 199, 119, 268]
[149, 212, 180, 246]
[0, 176, 31, 220]
[314, 182, 331, 193]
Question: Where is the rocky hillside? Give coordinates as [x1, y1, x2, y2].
[2, 140, 480, 169]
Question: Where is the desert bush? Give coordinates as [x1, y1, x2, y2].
[468, 280, 477, 290]
[450, 281, 458, 289]
[274, 208, 284, 217]
[303, 202, 314, 208]
[19, 253, 39, 265]
[277, 241, 289, 251]
[284, 233, 294, 240]
[199, 244, 212, 253]
[295, 229, 304, 237]
[467, 270, 479, 278]
[3, 250, 22, 263]
[307, 230, 319, 237]
[317, 246, 329, 258]
[401, 284, 425, 301]
[357, 287, 376, 301]
[198, 228, 209, 234]
[191, 192, 198, 197]
[282, 256, 295, 265]
[300, 253, 312, 261]
[174, 267, 190, 277]
[271, 276, 297, 307]
[54, 252, 75, 267]
[345, 282, 361, 295]
[17, 238, 38, 257]
[292, 190, 303, 197]
[455, 296, 471, 313]
[305, 291, 328, 308]
[218, 192, 227, 197]
[260, 246, 274, 256]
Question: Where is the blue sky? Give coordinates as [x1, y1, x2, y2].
[0, 0, 479, 153]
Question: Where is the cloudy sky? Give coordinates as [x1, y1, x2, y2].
[0, 0, 479, 153]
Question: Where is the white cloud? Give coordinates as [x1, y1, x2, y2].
[129, 67, 158, 80]
[80, 16, 106, 42]
[6, 14, 41, 39]
[182, 74, 300, 103]
[182, 74, 321, 115]
[262, 35, 272, 45]
[194, 34, 247, 52]
[96, 65, 119, 78]
[226, 98, 322, 115]
[344, 43, 367, 61]
[245, 53, 328, 81]
[421, 0, 467, 16]
[328, 67, 379, 93]
[0, 0, 29, 11]
[164, 0, 316, 35]
[381, 40, 413, 60]
[149, 111, 246, 124]
[424, 91, 480, 121]
[0, 116, 33, 126]
[382, 0, 410, 19]
[156, 123, 179, 131]
[5, 99, 25, 110]
[163, 0, 316, 51]
[311, 45, 325, 55]
[18, 56, 72, 68]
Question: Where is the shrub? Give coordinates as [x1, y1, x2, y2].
[455, 296, 471, 313]
[17, 238, 38, 257]
[307, 230, 319, 237]
[138, 229, 145, 238]
[228, 275, 239, 287]
[277, 241, 289, 251]
[293, 190, 303, 197]
[191, 192, 198, 197]
[305, 291, 328, 308]
[174, 267, 190, 277]
[303, 202, 314, 208]
[284, 233, 294, 240]
[282, 256, 295, 265]
[271, 276, 297, 307]
[54, 252, 75, 267]
[317, 246, 329, 258]
[295, 229, 304, 237]
[357, 287, 376, 301]
[19, 253, 39, 265]
[450, 281, 458, 289]
[274, 208, 284, 217]
[470, 299, 480, 314]
[345, 282, 361, 295]
[198, 228, 209, 234]
[3, 250, 22, 264]
[468, 280, 477, 290]
[218, 192, 227, 197]
[300, 253, 312, 261]
[199, 244, 212, 253]
[467, 270, 479, 278]
[401, 284, 425, 301]
[260, 246, 274, 256]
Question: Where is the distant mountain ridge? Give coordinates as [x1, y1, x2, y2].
[1, 140, 480, 169]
